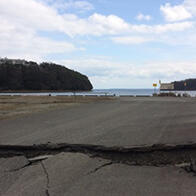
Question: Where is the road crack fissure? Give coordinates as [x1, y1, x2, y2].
[1, 142, 196, 173]
[5, 157, 45, 173]
[87, 161, 113, 175]
[40, 161, 50, 196]
[6, 162, 32, 173]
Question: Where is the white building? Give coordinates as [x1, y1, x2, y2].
[0, 58, 26, 65]
[160, 83, 174, 90]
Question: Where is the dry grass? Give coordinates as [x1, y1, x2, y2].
[0, 95, 114, 120]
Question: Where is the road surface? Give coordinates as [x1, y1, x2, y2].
[1, 96, 196, 195]
[1, 97, 196, 146]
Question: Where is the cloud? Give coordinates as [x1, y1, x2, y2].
[152, 21, 193, 33]
[0, 0, 133, 37]
[136, 13, 152, 21]
[184, 0, 196, 16]
[0, 0, 193, 38]
[0, 19, 77, 61]
[60, 57, 196, 88]
[0, 0, 65, 32]
[111, 36, 152, 44]
[160, 3, 192, 22]
[49, 0, 94, 12]
[0, 0, 79, 61]
[87, 13, 130, 35]
[61, 58, 120, 77]
[61, 58, 196, 79]
[0, 0, 196, 65]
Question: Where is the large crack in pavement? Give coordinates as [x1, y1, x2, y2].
[40, 161, 50, 196]
[2, 142, 196, 195]
[1, 142, 196, 173]
[2, 143, 196, 196]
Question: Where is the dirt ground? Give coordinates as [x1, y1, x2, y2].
[0, 95, 114, 120]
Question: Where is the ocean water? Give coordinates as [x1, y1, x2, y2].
[93, 89, 155, 96]
[1, 89, 196, 97]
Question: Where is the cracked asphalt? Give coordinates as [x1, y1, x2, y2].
[1, 97, 196, 195]
[1, 153, 196, 196]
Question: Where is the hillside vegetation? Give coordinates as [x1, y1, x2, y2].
[173, 79, 196, 90]
[0, 59, 93, 91]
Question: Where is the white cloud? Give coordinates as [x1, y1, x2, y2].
[0, 0, 195, 64]
[136, 13, 152, 21]
[61, 58, 196, 79]
[0, 0, 133, 37]
[136, 61, 196, 78]
[160, 0, 196, 22]
[60, 57, 196, 88]
[50, 0, 94, 12]
[0, 20, 77, 61]
[86, 16, 193, 35]
[153, 21, 193, 33]
[184, 0, 196, 16]
[0, 0, 193, 38]
[87, 13, 130, 35]
[161, 3, 192, 22]
[0, 0, 79, 60]
[131, 21, 193, 34]
[61, 58, 120, 77]
[111, 36, 152, 44]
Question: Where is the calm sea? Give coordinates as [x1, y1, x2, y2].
[1, 89, 196, 97]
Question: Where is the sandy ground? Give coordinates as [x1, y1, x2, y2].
[0, 95, 114, 120]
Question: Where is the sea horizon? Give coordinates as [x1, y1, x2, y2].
[1, 88, 196, 97]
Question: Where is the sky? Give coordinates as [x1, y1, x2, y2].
[0, 0, 196, 89]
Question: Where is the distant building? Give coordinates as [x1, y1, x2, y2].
[160, 83, 174, 90]
[0, 58, 26, 65]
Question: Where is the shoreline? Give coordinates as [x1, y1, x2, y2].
[0, 90, 93, 93]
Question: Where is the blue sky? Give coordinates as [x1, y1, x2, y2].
[0, 0, 196, 88]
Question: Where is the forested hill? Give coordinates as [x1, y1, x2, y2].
[0, 59, 93, 91]
[173, 79, 196, 90]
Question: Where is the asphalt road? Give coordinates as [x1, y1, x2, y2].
[1, 97, 196, 146]
[1, 96, 196, 196]
[1, 153, 196, 196]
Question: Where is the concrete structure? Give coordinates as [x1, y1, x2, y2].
[160, 83, 174, 90]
